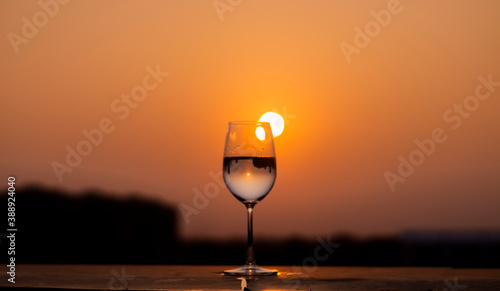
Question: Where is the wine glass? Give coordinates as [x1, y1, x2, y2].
[222, 121, 278, 276]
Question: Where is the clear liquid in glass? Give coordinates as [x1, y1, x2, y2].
[223, 156, 276, 203]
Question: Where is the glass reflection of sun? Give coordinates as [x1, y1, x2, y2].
[256, 112, 285, 140]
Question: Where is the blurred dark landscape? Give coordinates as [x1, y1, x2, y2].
[2, 185, 499, 268]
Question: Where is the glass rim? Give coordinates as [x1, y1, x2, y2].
[228, 121, 271, 125]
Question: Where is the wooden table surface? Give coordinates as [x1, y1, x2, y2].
[2, 265, 500, 291]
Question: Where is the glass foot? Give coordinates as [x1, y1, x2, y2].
[223, 264, 278, 276]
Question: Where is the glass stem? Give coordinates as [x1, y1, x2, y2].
[245, 205, 256, 266]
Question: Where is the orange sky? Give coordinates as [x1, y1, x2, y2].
[1, 0, 500, 240]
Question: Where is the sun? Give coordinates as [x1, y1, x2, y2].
[259, 112, 285, 137]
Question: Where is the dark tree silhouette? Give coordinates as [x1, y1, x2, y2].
[8, 185, 178, 264]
